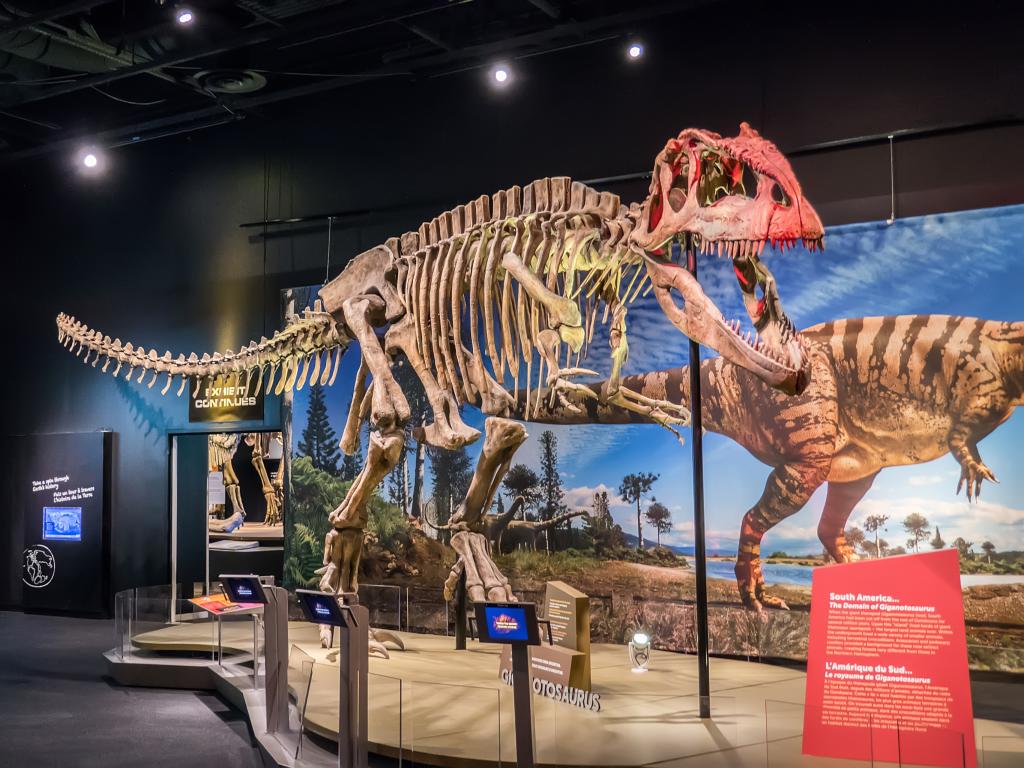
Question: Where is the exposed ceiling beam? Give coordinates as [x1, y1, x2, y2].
[526, 0, 562, 20]
[0, 0, 109, 36]
[3, 0, 467, 108]
[0, 1, 715, 163]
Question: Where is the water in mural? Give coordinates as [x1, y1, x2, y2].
[285, 204, 1024, 667]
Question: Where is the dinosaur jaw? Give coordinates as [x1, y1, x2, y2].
[643, 245, 810, 395]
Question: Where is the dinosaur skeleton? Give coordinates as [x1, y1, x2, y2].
[207, 432, 284, 531]
[208, 433, 245, 532]
[57, 124, 823, 634]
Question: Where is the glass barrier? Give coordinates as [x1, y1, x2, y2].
[112, 585, 257, 665]
[766, 699, 876, 767]
[895, 721, 967, 768]
[287, 644, 317, 760]
[981, 735, 1024, 768]
[532, 690, 739, 767]
[367, 672, 403, 764]
[357, 583, 402, 631]
[404, 585, 449, 635]
[405, 679, 502, 766]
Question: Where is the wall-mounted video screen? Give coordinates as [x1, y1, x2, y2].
[42, 507, 82, 541]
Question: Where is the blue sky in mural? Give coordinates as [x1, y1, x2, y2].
[292, 204, 1024, 556]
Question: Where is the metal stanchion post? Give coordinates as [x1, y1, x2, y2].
[686, 238, 712, 719]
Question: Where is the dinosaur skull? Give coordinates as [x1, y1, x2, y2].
[630, 123, 823, 395]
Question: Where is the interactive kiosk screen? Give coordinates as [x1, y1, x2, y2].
[43, 507, 82, 541]
[296, 589, 350, 627]
[474, 602, 541, 645]
[220, 574, 269, 604]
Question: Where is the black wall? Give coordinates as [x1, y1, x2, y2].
[2, 3, 1022, 600]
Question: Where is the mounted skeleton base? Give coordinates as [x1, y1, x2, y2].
[56, 124, 824, 628]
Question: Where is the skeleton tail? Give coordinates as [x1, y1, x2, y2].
[56, 299, 351, 398]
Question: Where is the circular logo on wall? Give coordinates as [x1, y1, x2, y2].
[22, 544, 56, 588]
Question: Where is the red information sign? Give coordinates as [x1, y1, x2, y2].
[803, 549, 976, 767]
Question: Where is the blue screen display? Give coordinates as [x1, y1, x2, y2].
[43, 507, 82, 541]
[222, 577, 266, 604]
[484, 605, 529, 641]
[298, 592, 345, 626]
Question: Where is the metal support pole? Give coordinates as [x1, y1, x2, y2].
[687, 241, 712, 719]
[454, 569, 468, 650]
[511, 643, 536, 768]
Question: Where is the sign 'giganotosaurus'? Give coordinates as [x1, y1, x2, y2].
[57, 124, 824, 642]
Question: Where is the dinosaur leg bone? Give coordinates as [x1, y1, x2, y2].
[340, 296, 411, 432]
[329, 427, 405, 531]
[598, 297, 690, 437]
[442, 417, 526, 603]
[502, 252, 597, 407]
[250, 433, 281, 525]
[209, 453, 246, 532]
[384, 316, 480, 450]
[450, 530, 514, 603]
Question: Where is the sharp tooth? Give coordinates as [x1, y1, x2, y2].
[717, 241, 724, 257]
[758, 240, 766, 256]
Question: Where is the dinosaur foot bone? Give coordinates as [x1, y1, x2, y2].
[323, 629, 405, 660]
[602, 383, 692, 443]
[447, 530, 515, 603]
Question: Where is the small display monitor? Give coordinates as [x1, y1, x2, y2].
[474, 602, 541, 645]
[295, 589, 351, 628]
[219, 574, 268, 605]
[43, 507, 82, 541]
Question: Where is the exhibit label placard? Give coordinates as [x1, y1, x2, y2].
[545, 580, 591, 688]
[189, 375, 263, 422]
[803, 550, 976, 767]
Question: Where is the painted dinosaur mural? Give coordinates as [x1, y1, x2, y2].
[55, 123, 823, 640]
[526, 314, 1024, 611]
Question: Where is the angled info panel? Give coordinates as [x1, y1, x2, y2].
[20, 431, 112, 616]
[803, 550, 976, 768]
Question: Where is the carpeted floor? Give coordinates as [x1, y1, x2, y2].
[0, 611, 263, 768]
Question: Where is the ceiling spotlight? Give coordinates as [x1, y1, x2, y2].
[176, 7, 195, 25]
[627, 43, 644, 60]
[83, 153, 98, 168]
[491, 65, 511, 86]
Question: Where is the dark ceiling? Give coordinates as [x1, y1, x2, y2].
[0, 0, 703, 163]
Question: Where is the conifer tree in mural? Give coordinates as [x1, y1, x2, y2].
[538, 430, 567, 551]
[619, 472, 659, 551]
[645, 499, 672, 547]
[299, 384, 341, 475]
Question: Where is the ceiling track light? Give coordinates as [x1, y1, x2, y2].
[176, 6, 195, 26]
[76, 146, 105, 175]
[627, 42, 644, 60]
[490, 64, 511, 86]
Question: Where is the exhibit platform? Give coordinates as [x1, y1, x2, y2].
[209, 522, 285, 542]
[106, 622, 1024, 768]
